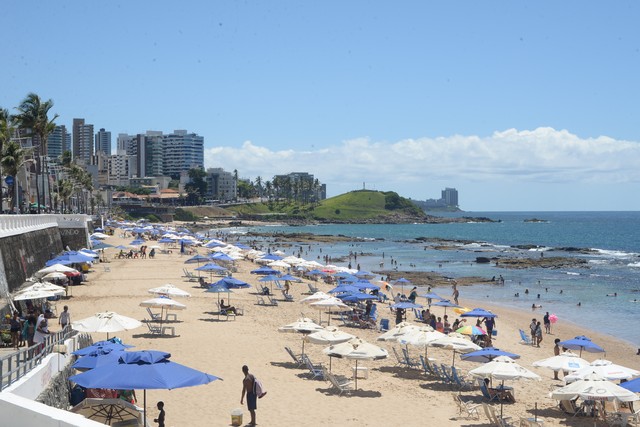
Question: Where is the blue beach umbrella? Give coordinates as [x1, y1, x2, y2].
[234, 243, 251, 250]
[460, 308, 499, 318]
[209, 252, 235, 262]
[354, 280, 379, 291]
[328, 284, 361, 294]
[431, 299, 461, 315]
[390, 301, 423, 310]
[620, 377, 640, 393]
[158, 238, 174, 244]
[461, 347, 520, 363]
[213, 277, 250, 289]
[558, 336, 605, 357]
[394, 277, 412, 293]
[72, 347, 126, 370]
[338, 275, 359, 283]
[279, 274, 302, 282]
[250, 266, 279, 275]
[306, 269, 327, 277]
[205, 284, 234, 319]
[339, 292, 378, 302]
[421, 292, 444, 304]
[259, 253, 283, 261]
[45, 257, 75, 266]
[184, 254, 209, 264]
[194, 263, 227, 272]
[130, 239, 145, 246]
[354, 270, 376, 279]
[73, 341, 134, 356]
[69, 351, 220, 427]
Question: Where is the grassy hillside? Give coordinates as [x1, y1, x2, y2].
[225, 190, 426, 222]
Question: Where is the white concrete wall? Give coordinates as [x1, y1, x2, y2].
[0, 393, 102, 427]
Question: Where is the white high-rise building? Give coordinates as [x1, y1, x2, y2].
[108, 153, 135, 187]
[163, 130, 204, 177]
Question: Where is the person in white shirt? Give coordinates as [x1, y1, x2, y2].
[59, 306, 71, 329]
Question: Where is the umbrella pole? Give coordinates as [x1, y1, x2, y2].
[355, 360, 358, 390]
[143, 389, 147, 427]
[500, 380, 505, 418]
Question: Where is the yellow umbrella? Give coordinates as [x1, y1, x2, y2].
[453, 307, 471, 315]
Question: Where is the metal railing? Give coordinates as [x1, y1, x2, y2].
[0, 327, 91, 391]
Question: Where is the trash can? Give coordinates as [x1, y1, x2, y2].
[231, 409, 243, 426]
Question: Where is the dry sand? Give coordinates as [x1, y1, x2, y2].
[61, 233, 639, 426]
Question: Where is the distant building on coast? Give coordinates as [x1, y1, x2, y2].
[413, 187, 460, 211]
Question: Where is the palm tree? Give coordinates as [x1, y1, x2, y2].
[14, 93, 58, 213]
[254, 176, 263, 199]
[264, 181, 272, 201]
[0, 108, 13, 213]
[1, 140, 26, 212]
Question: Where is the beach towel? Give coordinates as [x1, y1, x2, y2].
[254, 378, 267, 399]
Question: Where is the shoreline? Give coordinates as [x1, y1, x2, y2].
[52, 231, 639, 426]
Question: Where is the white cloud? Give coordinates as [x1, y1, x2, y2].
[204, 127, 640, 210]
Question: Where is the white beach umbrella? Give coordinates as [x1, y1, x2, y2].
[13, 288, 62, 301]
[377, 322, 424, 342]
[20, 282, 66, 294]
[428, 333, 482, 365]
[469, 356, 541, 416]
[268, 260, 291, 269]
[532, 351, 590, 374]
[148, 284, 191, 298]
[563, 360, 640, 383]
[551, 372, 639, 402]
[310, 297, 352, 325]
[35, 263, 78, 278]
[305, 327, 355, 345]
[140, 296, 187, 327]
[299, 292, 331, 304]
[398, 327, 446, 360]
[90, 232, 109, 240]
[72, 311, 142, 337]
[278, 318, 325, 357]
[324, 338, 388, 389]
[42, 272, 69, 281]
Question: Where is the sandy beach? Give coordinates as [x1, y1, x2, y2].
[60, 232, 639, 427]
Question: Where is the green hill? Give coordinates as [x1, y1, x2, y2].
[226, 190, 427, 223]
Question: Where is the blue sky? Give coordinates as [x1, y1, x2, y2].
[2, 1, 639, 211]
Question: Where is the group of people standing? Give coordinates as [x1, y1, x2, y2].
[4, 305, 69, 350]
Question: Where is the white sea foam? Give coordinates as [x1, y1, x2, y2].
[565, 272, 580, 276]
[592, 248, 638, 258]
[628, 262, 640, 268]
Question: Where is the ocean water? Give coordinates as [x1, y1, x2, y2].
[230, 212, 640, 346]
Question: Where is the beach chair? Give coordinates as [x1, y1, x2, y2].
[182, 269, 198, 282]
[339, 313, 359, 328]
[302, 354, 325, 380]
[519, 329, 533, 345]
[281, 290, 294, 302]
[323, 368, 353, 396]
[256, 295, 266, 305]
[392, 347, 409, 368]
[559, 399, 579, 415]
[453, 393, 481, 420]
[451, 366, 475, 390]
[285, 346, 304, 367]
[146, 308, 161, 322]
[402, 347, 420, 369]
[266, 295, 279, 306]
[215, 302, 236, 321]
[487, 403, 515, 427]
[145, 321, 176, 337]
[379, 318, 390, 331]
[440, 364, 455, 385]
[413, 308, 423, 321]
[307, 283, 319, 294]
[420, 355, 435, 377]
[480, 382, 500, 402]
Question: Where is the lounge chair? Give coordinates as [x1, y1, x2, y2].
[420, 355, 436, 377]
[256, 295, 266, 305]
[281, 290, 294, 302]
[402, 347, 420, 369]
[266, 295, 279, 306]
[215, 302, 236, 321]
[559, 399, 579, 415]
[379, 318, 390, 331]
[323, 367, 353, 396]
[302, 354, 325, 380]
[451, 366, 474, 390]
[339, 313, 359, 328]
[145, 320, 176, 336]
[146, 308, 161, 322]
[285, 346, 304, 367]
[414, 308, 423, 321]
[440, 364, 455, 385]
[432, 364, 447, 383]
[480, 382, 501, 402]
[392, 347, 410, 368]
[453, 393, 481, 419]
[307, 283, 319, 294]
[519, 329, 533, 345]
[486, 403, 515, 427]
[182, 269, 198, 282]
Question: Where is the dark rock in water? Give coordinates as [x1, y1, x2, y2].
[512, 244, 543, 250]
[476, 257, 492, 264]
[524, 218, 548, 223]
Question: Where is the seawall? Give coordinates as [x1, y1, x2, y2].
[0, 215, 92, 295]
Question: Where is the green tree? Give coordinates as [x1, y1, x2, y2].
[185, 167, 207, 205]
[0, 108, 13, 212]
[13, 93, 58, 213]
[1, 139, 26, 212]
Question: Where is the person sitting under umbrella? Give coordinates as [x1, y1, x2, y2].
[483, 378, 515, 403]
[220, 299, 237, 315]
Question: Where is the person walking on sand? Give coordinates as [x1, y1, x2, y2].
[553, 339, 561, 379]
[59, 306, 71, 330]
[241, 365, 257, 426]
[452, 284, 460, 305]
[543, 312, 551, 334]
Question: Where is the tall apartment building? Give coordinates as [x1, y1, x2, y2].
[441, 187, 458, 207]
[47, 125, 71, 160]
[108, 153, 135, 187]
[95, 128, 112, 155]
[205, 167, 237, 202]
[163, 130, 204, 177]
[73, 118, 94, 162]
[140, 131, 164, 178]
